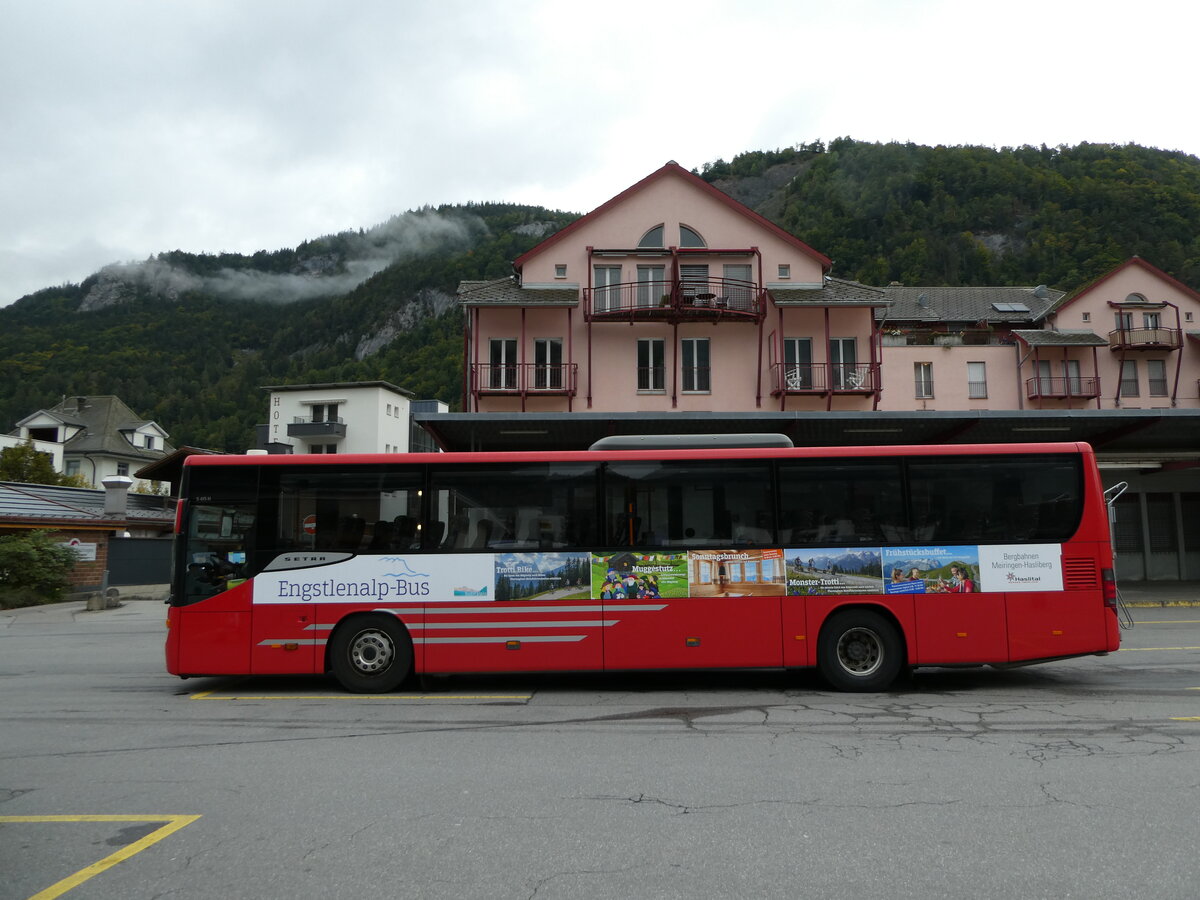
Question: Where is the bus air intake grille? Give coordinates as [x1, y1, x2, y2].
[1062, 557, 1098, 590]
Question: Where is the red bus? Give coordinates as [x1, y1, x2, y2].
[166, 438, 1120, 692]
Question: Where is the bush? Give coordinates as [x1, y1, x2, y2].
[0, 530, 78, 608]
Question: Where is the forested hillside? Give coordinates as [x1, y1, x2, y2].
[0, 204, 578, 450]
[3, 138, 1200, 451]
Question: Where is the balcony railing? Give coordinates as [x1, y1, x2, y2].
[472, 363, 578, 395]
[287, 416, 347, 438]
[1025, 376, 1101, 400]
[1108, 327, 1182, 351]
[772, 363, 879, 394]
[586, 278, 764, 321]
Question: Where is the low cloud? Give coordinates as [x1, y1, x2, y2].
[80, 209, 482, 309]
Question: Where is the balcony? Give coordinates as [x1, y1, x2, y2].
[1108, 327, 1182, 351]
[1025, 376, 1101, 401]
[287, 416, 347, 439]
[585, 278, 765, 322]
[472, 363, 578, 397]
[772, 363, 879, 395]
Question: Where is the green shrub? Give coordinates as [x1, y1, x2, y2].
[0, 530, 78, 608]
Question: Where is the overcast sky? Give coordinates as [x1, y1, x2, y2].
[3, 0, 1198, 306]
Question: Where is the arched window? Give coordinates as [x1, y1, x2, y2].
[1125, 293, 1148, 303]
[638, 225, 664, 248]
[679, 225, 706, 248]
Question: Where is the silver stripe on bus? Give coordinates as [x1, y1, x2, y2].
[256, 639, 326, 646]
[406, 620, 616, 629]
[376, 604, 668, 614]
[413, 635, 588, 644]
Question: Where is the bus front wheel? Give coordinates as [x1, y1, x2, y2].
[329, 615, 413, 693]
[817, 609, 904, 692]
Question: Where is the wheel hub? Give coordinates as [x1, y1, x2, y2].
[349, 630, 394, 674]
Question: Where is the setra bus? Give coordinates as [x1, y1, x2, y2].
[165, 437, 1120, 692]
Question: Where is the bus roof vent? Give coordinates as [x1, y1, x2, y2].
[588, 433, 794, 451]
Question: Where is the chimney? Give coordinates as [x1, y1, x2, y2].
[102, 475, 134, 517]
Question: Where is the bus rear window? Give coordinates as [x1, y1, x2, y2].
[906, 455, 1083, 543]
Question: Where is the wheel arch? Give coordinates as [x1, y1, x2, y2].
[323, 609, 414, 676]
[815, 601, 910, 666]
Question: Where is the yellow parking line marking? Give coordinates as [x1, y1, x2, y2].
[0, 814, 200, 900]
[1170, 717, 1200, 721]
[1117, 646, 1200, 651]
[1133, 619, 1200, 624]
[190, 692, 531, 701]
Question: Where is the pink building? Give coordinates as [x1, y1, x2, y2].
[877, 258, 1200, 415]
[460, 162, 888, 415]
[441, 163, 1200, 580]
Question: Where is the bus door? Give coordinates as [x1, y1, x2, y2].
[599, 460, 784, 670]
[175, 477, 260, 676]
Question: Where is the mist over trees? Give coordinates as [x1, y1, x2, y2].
[3, 139, 1200, 451]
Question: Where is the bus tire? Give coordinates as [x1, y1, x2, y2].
[817, 609, 904, 692]
[329, 614, 413, 693]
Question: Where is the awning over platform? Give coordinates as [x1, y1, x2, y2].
[414, 408, 1200, 456]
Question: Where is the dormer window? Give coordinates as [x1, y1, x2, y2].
[679, 225, 706, 248]
[144, 436, 154, 450]
[638, 225, 664, 248]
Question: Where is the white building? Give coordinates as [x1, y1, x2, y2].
[259, 382, 443, 454]
[9, 395, 172, 491]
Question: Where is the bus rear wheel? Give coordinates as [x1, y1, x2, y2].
[330, 615, 412, 693]
[818, 609, 904, 692]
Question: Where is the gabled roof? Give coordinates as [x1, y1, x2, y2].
[512, 161, 832, 271]
[29, 396, 174, 461]
[877, 285, 1063, 323]
[1049, 257, 1200, 315]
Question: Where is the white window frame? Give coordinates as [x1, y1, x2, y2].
[1119, 360, 1139, 397]
[681, 338, 711, 393]
[966, 361, 987, 399]
[831, 338, 858, 389]
[533, 338, 564, 390]
[783, 337, 812, 389]
[636, 265, 666, 308]
[1147, 359, 1168, 397]
[489, 338, 518, 389]
[637, 338, 665, 392]
[914, 362, 933, 399]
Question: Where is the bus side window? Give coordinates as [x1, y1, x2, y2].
[778, 460, 906, 545]
[604, 460, 773, 548]
[429, 462, 598, 552]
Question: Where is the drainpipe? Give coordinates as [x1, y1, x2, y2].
[824, 307, 832, 412]
[1014, 341, 1031, 410]
[1169, 300, 1182, 406]
[587, 247, 594, 409]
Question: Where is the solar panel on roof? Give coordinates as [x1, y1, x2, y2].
[992, 302, 1030, 313]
